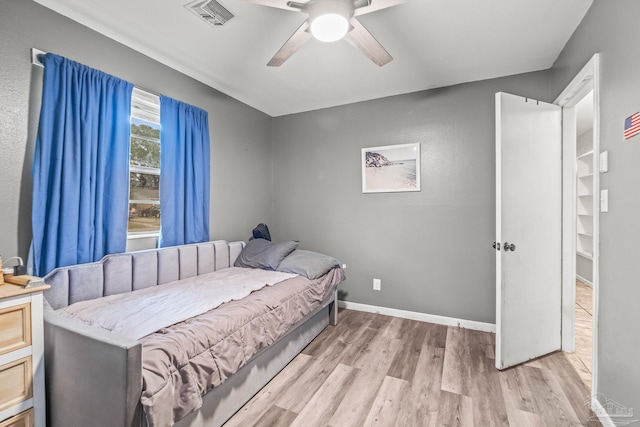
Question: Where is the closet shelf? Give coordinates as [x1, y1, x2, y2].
[577, 150, 594, 160]
[577, 250, 593, 260]
[576, 125, 594, 277]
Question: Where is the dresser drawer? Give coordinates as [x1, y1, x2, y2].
[0, 357, 33, 413]
[0, 303, 31, 356]
[0, 408, 34, 427]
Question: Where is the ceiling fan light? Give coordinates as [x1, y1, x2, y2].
[310, 13, 349, 42]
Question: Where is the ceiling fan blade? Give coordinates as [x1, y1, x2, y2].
[344, 17, 392, 66]
[286, 1, 311, 12]
[354, 0, 406, 16]
[240, 0, 305, 12]
[267, 21, 313, 67]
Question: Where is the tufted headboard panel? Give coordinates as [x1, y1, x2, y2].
[44, 240, 246, 310]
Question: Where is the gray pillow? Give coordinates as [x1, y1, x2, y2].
[234, 239, 298, 270]
[276, 249, 340, 280]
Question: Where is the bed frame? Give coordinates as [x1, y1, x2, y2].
[43, 240, 338, 427]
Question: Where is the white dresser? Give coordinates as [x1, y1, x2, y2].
[0, 284, 49, 427]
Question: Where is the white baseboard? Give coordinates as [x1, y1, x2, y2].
[591, 398, 614, 427]
[337, 300, 496, 333]
[576, 274, 593, 287]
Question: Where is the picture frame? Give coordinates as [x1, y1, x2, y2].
[361, 143, 421, 193]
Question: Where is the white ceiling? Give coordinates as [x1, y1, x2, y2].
[34, 0, 593, 117]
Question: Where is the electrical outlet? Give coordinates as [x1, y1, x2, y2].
[373, 278, 381, 291]
[341, 264, 347, 269]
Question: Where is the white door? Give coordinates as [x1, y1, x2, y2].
[495, 92, 562, 370]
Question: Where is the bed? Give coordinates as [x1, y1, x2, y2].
[42, 239, 344, 427]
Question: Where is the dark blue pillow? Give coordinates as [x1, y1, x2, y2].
[251, 223, 271, 241]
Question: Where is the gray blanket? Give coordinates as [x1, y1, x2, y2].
[137, 267, 345, 427]
[56, 268, 296, 340]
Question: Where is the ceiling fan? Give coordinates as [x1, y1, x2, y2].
[241, 0, 406, 67]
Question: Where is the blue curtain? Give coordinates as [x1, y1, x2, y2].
[31, 53, 133, 276]
[159, 96, 210, 247]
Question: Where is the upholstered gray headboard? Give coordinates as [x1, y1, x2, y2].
[44, 240, 245, 310]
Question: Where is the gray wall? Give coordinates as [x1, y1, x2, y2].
[0, 0, 273, 262]
[551, 0, 640, 413]
[272, 71, 552, 324]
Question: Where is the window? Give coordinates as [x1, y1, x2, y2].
[128, 88, 161, 235]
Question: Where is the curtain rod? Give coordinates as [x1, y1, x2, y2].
[31, 47, 162, 97]
[31, 48, 45, 67]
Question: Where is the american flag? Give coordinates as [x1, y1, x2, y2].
[624, 112, 640, 139]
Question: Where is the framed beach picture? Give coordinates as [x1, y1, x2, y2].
[361, 143, 421, 193]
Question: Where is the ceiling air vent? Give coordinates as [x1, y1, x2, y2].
[185, 0, 234, 27]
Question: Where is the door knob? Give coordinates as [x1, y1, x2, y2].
[492, 242, 500, 251]
[503, 242, 516, 252]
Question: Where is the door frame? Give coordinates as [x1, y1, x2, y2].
[554, 53, 600, 395]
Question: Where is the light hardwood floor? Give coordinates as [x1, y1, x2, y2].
[224, 309, 602, 427]
[566, 280, 593, 389]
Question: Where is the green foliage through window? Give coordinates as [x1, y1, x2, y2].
[131, 123, 160, 139]
[130, 137, 160, 169]
[128, 88, 161, 235]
